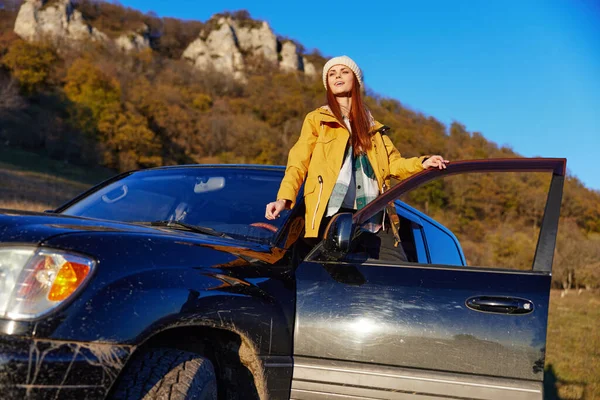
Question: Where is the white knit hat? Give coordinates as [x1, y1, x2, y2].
[322, 55, 363, 90]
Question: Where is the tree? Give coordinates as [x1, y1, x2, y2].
[64, 58, 121, 112]
[97, 107, 162, 170]
[2, 40, 58, 93]
[0, 75, 24, 111]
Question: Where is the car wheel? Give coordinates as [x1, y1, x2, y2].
[110, 347, 217, 400]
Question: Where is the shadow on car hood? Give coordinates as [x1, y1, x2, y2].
[0, 208, 287, 266]
[0, 209, 211, 244]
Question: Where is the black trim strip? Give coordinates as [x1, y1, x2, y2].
[532, 174, 564, 272]
[294, 363, 540, 393]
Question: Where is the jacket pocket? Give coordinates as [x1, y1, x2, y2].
[316, 132, 336, 144]
[316, 122, 337, 144]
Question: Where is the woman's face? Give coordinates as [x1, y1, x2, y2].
[327, 65, 354, 95]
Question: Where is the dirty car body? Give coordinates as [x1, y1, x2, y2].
[0, 159, 565, 400]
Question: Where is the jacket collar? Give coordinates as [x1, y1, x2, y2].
[317, 106, 340, 123]
[317, 106, 385, 134]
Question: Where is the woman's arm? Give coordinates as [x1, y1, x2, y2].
[275, 115, 319, 208]
[382, 134, 429, 180]
[422, 155, 449, 170]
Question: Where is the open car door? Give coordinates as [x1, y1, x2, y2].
[292, 158, 565, 400]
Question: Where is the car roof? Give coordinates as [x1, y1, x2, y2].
[145, 164, 286, 172]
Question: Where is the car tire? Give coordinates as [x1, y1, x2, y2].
[110, 347, 218, 400]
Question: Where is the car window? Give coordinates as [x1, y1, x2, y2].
[411, 224, 428, 263]
[399, 171, 552, 271]
[309, 170, 553, 272]
[395, 202, 461, 265]
[421, 219, 464, 266]
[395, 214, 420, 263]
[394, 211, 428, 263]
[309, 209, 432, 265]
[61, 168, 290, 243]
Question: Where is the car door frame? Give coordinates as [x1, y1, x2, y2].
[354, 158, 565, 273]
[290, 158, 566, 400]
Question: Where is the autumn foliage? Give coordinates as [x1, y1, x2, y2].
[0, 2, 598, 288]
[2, 40, 57, 93]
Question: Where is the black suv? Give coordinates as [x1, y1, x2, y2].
[0, 158, 565, 400]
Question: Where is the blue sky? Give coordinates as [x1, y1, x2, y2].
[120, 0, 600, 191]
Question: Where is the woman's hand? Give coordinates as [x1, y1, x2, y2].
[265, 199, 289, 220]
[423, 155, 449, 170]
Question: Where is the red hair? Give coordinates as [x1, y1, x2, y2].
[326, 74, 372, 156]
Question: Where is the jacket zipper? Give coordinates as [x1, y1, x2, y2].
[381, 182, 387, 230]
[312, 175, 324, 230]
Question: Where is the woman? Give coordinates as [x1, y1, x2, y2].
[266, 56, 448, 260]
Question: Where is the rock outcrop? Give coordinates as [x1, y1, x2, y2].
[303, 56, 317, 77]
[14, 0, 150, 52]
[14, 0, 107, 42]
[115, 25, 151, 52]
[13, 2, 321, 80]
[182, 19, 246, 81]
[181, 15, 320, 80]
[229, 19, 278, 65]
[279, 41, 300, 72]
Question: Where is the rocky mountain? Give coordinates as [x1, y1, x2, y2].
[181, 17, 246, 81]
[230, 18, 278, 63]
[12, 1, 318, 80]
[13, 0, 150, 51]
[181, 15, 317, 81]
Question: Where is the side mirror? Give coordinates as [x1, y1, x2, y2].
[322, 213, 354, 258]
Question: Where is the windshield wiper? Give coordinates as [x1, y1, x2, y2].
[145, 220, 232, 239]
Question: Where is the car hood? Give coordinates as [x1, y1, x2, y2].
[0, 209, 171, 243]
[0, 208, 282, 265]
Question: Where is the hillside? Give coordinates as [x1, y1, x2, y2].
[0, 0, 599, 288]
[0, 147, 114, 211]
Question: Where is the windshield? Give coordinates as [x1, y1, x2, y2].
[61, 167, 291, 243]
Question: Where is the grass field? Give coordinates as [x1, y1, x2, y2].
[0, 147, 114, 211]
[0, 148, 598, 399]
[546, 290, 600, 399]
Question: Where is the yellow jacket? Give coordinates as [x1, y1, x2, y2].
[277, 107, 427, 238]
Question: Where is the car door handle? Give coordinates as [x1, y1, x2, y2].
[466, 296, 534, 315]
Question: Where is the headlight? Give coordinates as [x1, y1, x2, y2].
[0, 247, 95, 320]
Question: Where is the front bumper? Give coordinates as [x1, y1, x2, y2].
[0, 334, 134, 400]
